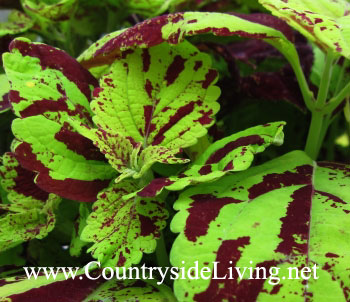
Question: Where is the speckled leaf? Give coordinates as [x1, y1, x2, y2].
[135, 122, 285, 198]
[70, 122, 189, 183]
[259, 0, 350, 57]
[0, 74, 11, 113]
[83, 279, 176, 302]
[171, 151, 350, 301]
[0, 273, 175, 302]
[78, 12, 300, 81]
[0, 153, 61, 252]
[3, 38, 116, 202]
[89, 40, 220, 151]
[0, 10, 33, 36]
[22, 0, 78, 22]
[81, 180, 168, 268]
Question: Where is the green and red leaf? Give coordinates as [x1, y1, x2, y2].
[72, 40, 219, 181]
[260, 0, 350, 57]
[78, 12, 300, 80]
[0, 272, 176, 302]
[0, 10, 33, 37]
[135, 122, 285, 198]
[81, 180, 168, 268]
[3, 39, 116, 202]
[170, 151, 350, 301]
[0, 152, 61, 252]
[22, 0, 78, 22]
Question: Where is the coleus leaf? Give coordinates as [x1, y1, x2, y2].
[70, 124, 190, 183]
[0, 10, 33, 37]
[3, 38, 116, 202]
[0, 271, 101, 301]
[72, 40, 218, 180]
[83, 278, 176, 302]
[0, 152, 61, 252]
[22, 0, 78, 22]
[170, 151, 350, 301]
[259, 0, 350, 57]
[124, 0, 186, 17]
[0, 74, 11, 113]
[81, 180, 168, 268]
[132, 122, 285, 198]
[78, 12, 300, 80]
[0, 272, 175, 302]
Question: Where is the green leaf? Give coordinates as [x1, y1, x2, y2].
[78, 12, 300, 82]
[259, 0, 350, 57]
[3, 38, 115, 202]
[71, 123, 190, 183]
[91, 40, 219, 149]
[0, 10, 33, 36]
[132, 122, 285, 198]
[170, 151, 350, 301]
[125, 0, 186, 17]
[21, 0, 78, 22]
[0, 74, 11, 113]
[83, 278, 176, 302]
[72, 40, 219, 180]
[81, 180, 168, 268]
[0, 152, 61, 252]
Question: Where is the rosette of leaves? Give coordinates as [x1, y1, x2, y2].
[3, 21, 287, 269]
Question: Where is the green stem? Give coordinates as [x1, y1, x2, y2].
[326, 81, 350, 114]
[304, 52, 335, 160]
[305, 111, 326, 160]
[316, 52, 334, 107]
[334, 59, 349, 96]
[287, 53, 315, 110]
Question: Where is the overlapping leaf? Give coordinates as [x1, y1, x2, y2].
[259, 0, 350, 57]
[78, 12, 300, 78]
[3, 38, 116, 202]
[81, 180, 168, 268]
[73, 40, 219, 180]
[0, 10, 33, 37]
[133, 122, 285, 198]
[171, 151, 350, 301]
[0, 152, 60, 252]
[0, 272, 175, 302]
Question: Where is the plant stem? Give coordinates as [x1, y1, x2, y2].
[316, 52, 334, 107]
[326, 81, 350, 113]
[305, 111, 325, 160]
[304, 52, 335, 160]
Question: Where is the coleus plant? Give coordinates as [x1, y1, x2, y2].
[0, 1, 349, 302]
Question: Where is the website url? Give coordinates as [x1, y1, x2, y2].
[24, 261, 320, 286]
